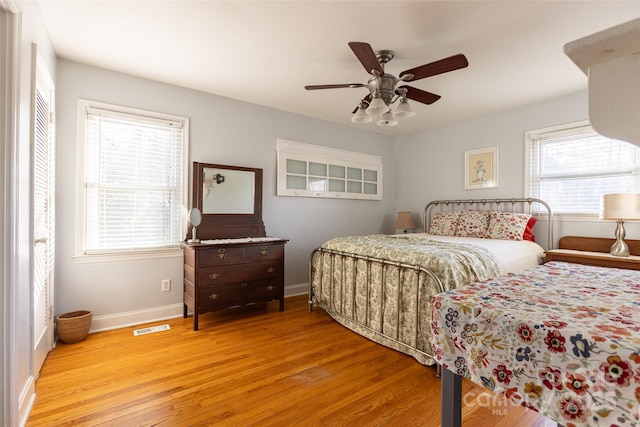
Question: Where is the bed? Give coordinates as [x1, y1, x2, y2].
[431, 260, 640, 427]
[307, 198, 553, 368]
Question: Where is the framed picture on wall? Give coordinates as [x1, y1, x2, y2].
[464, 146, 499, 190]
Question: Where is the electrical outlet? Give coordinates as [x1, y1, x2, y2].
[161, 279, 171, 292]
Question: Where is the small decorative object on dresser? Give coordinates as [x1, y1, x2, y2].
[183, 162, 287, 331]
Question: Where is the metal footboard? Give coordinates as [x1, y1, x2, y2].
[308, 247, 444, 376]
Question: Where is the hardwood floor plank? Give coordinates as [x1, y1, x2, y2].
[27, 295, 553, 426]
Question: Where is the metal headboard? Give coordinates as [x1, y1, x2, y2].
[423, 198, 553, 250]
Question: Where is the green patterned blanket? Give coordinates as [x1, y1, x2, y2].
[310, 234, 500, 366]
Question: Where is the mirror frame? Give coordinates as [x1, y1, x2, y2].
[190, 162, 265, 240]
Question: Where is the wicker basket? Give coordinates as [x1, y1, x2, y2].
[56, 310, 92, 344]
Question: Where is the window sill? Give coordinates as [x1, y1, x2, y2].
[73, 248, 183, 264]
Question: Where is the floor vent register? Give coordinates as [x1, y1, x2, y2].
[133, 324, 171, 336]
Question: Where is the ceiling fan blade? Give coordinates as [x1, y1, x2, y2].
[305, 83, 365, 90]
[348, 42, 384, 76]
[399, 54, 468, 82]
[400, 86, 441, 105]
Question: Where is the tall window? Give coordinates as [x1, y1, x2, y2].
[526, 120, 640, 215]
[77, 100, 188, 257]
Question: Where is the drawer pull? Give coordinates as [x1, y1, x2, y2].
[240, 283, 247, 288]
[267, 267, 276, 273]
[260, 247, 268, 256]
[217, 248, 226, 260]
[208, 273, 221, 280]
[266, 285, 275, 292]
[209, 293, 218, 300]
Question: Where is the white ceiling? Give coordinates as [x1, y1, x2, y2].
[37, 1, 640, 137]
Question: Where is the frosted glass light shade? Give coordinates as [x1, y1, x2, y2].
[377, 110, 397, 126]
[366, 96, 387, 115]
[351, 107, 373, 123]
[393, 99, 415, 118]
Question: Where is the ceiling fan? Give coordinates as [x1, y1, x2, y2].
[305, 42, 468, 126]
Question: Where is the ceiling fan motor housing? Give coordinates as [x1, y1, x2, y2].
[368, 74, 398, 105]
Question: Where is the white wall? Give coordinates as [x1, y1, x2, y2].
[396, 90, 640, 249]
[55, 60, 397, 324]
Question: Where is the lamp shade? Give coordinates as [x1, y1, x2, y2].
[393, 99, 415, 118]
[395, 211, 416, 230]
[377, 110, 398, 126]
[600, 193, 640, 220]
[366, 96, 387, 115]
[351, 106, 373, 123]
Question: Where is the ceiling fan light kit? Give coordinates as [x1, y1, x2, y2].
[365, 94, 388, 115]
[377, 110, 398, 127]
[392, 98, 415, 119]
[305, 41, 468, 128]
[351, 104, 373, 123]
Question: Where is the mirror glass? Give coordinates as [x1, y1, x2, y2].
[188, 208, 202, 226]
[202, 167, 255, 214]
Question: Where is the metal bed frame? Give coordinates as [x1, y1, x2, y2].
[308, 198, 553, 375]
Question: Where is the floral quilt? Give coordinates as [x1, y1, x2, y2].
[310, 234, 500, 365]
[430, 261, 640, 427]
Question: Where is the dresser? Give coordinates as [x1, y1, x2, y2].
[183, 238, 287, 330]
[184, 162, 287, 330]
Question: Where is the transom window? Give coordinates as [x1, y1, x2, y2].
[76, 100, 188, 258]
[277, 139, 383, 200]
[525, 120, 640, 215]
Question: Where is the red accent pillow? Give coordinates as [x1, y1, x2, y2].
[523, 217, 537, 242]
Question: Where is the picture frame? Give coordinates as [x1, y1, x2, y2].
[464, 146, 499, 190]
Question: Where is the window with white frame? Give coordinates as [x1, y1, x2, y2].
[525, 120, 640, 215]
[76, 100, 188, 258]
[276, 139, 383, 200]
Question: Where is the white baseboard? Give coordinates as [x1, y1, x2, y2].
[90, 303, 184, 333]
[285, 282, 308, 297]
[90, 283, 310, 333]
[18, 375, 35, 427]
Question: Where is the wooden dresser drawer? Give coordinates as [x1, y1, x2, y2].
[244, 260, 283, 279]
[245, 243, 284, 261]
[197, 246, 244, 266]
[198, 284, 242, 311]
[198, 265, 245, 285]
[243, 280, 283, 301]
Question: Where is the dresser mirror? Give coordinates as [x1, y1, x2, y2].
[201, 167, 255, 214]
[190, 162, 265, 240]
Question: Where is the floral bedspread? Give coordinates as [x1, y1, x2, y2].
[430, 261, 640, 426]
[311, 234, 500, 365]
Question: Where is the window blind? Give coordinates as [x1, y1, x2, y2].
[84, 107, 185, 253]
[527, 123, 640, 214]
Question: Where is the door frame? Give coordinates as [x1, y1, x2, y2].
[0, 1, 23, 426]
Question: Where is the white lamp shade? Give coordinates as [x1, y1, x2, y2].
[351, 107, 373, 123]
[393, 99, 415, 118]
[366, 96, 387, 115]
[600, 193, 640, 220]
[377, 110, 398, 126]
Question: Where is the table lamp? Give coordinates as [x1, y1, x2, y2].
[395, 211, 416, 234]
[600, 193, 640, 257]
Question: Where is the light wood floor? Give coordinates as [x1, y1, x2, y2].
[27, 295, 555, 426]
